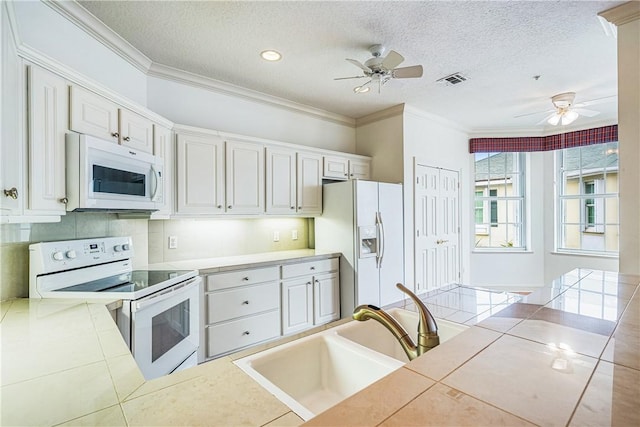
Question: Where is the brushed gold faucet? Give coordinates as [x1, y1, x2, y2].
[352, 283, 439, 361]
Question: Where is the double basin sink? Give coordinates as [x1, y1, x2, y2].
[234, 308, 468, 420]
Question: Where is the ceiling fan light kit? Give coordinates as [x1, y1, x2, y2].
[335, 44, 424, 94]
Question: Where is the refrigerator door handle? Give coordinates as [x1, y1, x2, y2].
[377, 211, 385, 268]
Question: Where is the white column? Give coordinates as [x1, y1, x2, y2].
[600, 2, 640, 274]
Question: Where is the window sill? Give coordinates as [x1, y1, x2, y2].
[550, 251, 618, 259]
[472, 249, 534, 254]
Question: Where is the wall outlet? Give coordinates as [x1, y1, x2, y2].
[292, 229, 298, 240]
[168, 235, 178, 249]
[273, 231, 280, 242]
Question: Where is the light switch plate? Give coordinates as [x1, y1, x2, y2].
[292, 230, 298, 240]
[273, 231, 280, 242]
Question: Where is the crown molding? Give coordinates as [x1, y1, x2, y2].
[599, 1, 640, 26]
[3, 1, 21, 48]
[355, 104, 405, 126]
[43, 0, 152, 73]
[148, 62, 355, 128]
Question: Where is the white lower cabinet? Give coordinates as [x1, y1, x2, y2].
[281, 257, 340, 335]
[203, 257, 340, 360]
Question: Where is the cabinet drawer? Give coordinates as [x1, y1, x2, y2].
[206, 310, 280, 357]
[281, 257, 338, 279]
[207, 266, 279, 291]
[207, 281, 279, 324]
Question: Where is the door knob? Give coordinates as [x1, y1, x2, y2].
[111, 132, 119, 138]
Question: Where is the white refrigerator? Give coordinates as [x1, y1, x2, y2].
[315, 180, 404, 318]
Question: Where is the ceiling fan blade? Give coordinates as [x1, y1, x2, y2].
[575, 95, 617, 107]
[573, 108, 601, 117]
[346, 58, 370, 72]
[537, 112, 557, 125]
[514, 108, 554, 119]
[381, 50, 404, 70]
[393, 65, 423, 79]
[334, 75, 368, 80]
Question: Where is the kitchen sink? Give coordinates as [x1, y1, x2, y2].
[334, 307, 469, 362]
[234, 332, 403, 421]
[234, 308, 468, 420]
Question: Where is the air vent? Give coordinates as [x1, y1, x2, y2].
[437, 72, 468, 86]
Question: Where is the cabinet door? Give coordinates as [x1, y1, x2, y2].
[226, 140, 264, 214]
[349, 159, 371, 180]
[314, 272, 340, 325]
[281, 278, 313, 335]
[176, 133, 225, 214]
[265, 146, 296, 214]
[150, 125, 172, 218]
[69, 85, 119, 143]
[297, 152, 322, 215]
[28, 66, 68, 214]
[323, 155, 349, 180]
[119, 109, 154, 153]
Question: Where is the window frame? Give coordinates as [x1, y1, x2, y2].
[555, 143, 618, 256]
[473, 152, 527, 251]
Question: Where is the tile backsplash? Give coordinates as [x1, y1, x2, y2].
[148, 218, 310, 264]
[1, 215, 312, 301]
[0, 212, 148, 300]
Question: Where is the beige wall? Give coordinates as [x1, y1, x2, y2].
[148, 218, 309, 264]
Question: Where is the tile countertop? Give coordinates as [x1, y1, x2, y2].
[1, 268, 638, 426]
[306, 269, 640, 427]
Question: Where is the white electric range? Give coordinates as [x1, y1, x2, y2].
[29, 236, 201, 380]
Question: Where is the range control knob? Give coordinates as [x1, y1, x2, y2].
[122, 243, 131, 251]
[114, 245, 123, 252]
[52, 251, 64, 261]
[65, 250, 77, 259]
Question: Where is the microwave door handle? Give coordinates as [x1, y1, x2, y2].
[150, 164, 162, 202]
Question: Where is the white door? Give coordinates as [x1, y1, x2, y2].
[378, 183, 405, 306]
[313, 273, 340, 325]
[69, 85, 119, 143]
[281, 278, 313, 335]
[119, 109, 154, 153]
[176, 133, 225, 214]
[226, 140, 264, 214]
[414, 164, 460, 293]
[265, 147, 296, 214]
[28, 66, 68, 214]
[296, 152, 322, 215]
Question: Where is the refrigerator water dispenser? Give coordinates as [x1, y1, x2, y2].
[358, 225, 378, 258]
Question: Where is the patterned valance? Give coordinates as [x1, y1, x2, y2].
[469, 125, 618, 153]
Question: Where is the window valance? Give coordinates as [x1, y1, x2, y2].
[469, 125, 618, 153]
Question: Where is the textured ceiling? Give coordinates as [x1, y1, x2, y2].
[77, 1, 622, 133]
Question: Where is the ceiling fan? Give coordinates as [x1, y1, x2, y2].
[517, 92, 611, 126]
[334, 44, 423, 94]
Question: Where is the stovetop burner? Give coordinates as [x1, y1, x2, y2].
[56, 270, 195, 294]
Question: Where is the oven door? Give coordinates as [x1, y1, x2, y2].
[129, 276, 201, 380]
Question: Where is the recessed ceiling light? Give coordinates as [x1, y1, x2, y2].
[260, 50, 282, 61]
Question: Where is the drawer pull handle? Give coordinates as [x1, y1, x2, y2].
[242, 277, 249, 281]
[310, 266, 315, 270]
[111, 132, 119, 138]
[242, 331, 250, 336]
[242, 300, 249, 305]
[123, 136, 131, 142]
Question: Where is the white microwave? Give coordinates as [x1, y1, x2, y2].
[65, 133, 164, 212]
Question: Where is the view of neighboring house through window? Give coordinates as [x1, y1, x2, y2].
[474, 152, 526, 249]
[556, 141, 618, 254]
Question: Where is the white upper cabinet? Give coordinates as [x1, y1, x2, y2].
[225, 140, 264, 214]
[70, 85, 154, 153]
[265, 146, 296, 214]
[323, 155, 371, 180]
[28, 66, 68, 214]
[297, 151, 322, 215]
[150, 125, 172, 218]
[69, 85, 119, 143]
[118, 108, 154, 153]
[176, 133, 225, 214]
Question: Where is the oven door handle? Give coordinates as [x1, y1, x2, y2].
[133, 276, 201, 312]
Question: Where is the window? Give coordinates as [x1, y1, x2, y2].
[474, 152, 526, 249]
[556, 142, 618, 254]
